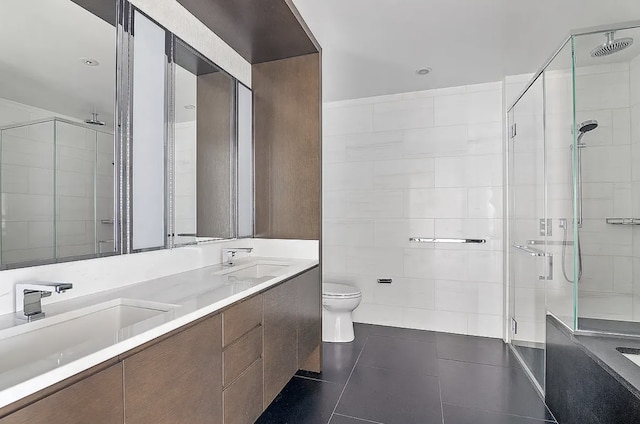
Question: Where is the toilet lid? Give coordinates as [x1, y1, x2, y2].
[323, 283, 361, 298]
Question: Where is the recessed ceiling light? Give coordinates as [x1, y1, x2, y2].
[81, 58, 99, 67]
[184, 104, 196, 110]
[416, 67, 432, 76]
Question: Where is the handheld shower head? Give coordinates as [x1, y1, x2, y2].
[576, 120, 598, 146]
[579, 120, 598, 133]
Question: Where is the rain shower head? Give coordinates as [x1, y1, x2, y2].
[85, 112, 105, 126]
[579, 120, 598, 133]
[590, 31, 633, 57]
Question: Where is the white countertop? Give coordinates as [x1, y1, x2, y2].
[0, 256, 318, 409]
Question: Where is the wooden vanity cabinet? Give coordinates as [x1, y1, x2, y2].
[222, 296, 264, 424]
[123, 313, 223, 424]
[263, 278, 299, 407]
[0, 363, 123, 424]
[297, 267, 322, 372]
[0, 266, 320, 424]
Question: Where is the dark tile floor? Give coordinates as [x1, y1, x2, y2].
[256, 323, 557, 424]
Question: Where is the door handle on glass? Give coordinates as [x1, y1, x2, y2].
[540, 255, 553, 281]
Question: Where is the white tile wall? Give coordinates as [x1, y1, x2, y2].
[323, 81, 504, 338]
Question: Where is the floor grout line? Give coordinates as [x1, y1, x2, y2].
[332, 412, 384, 423]
[438, 377, 445, 424]
[435, 356, 514, 369]
[294, 374, 340, 385]
[441, 402, 557, 423]
[326, 328, 372, 424]
[367, 333, 438, 344]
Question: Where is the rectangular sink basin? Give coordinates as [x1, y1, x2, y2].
[221, 263, 290, 280]
[0, 298, 179, 390]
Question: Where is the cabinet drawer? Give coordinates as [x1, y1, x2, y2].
[223, 325, 262, 387]
[223, 358, 263, 424]
[223, 294, 262, 347]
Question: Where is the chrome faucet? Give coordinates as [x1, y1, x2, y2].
[15, 282, 73, 322]
[222, 247, 253, 266]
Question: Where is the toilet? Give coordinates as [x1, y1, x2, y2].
[322, 283, 362, 343]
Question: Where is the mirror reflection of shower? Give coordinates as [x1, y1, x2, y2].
[561, 120, 599, 283]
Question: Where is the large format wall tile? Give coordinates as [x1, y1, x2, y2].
[323, 82, 504, 337]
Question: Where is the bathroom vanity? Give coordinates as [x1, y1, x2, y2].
[0, 0, 322, 422]
[0, 258, 320, 424]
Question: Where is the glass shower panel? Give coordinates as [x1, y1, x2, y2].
[55, 121, 96, 258]
[96, 131, 115, 254]
[509, 76, 546, 390]
[0, 121, 55, 265]
[544, 40, 577, 330]
[571, 26, 640, 331]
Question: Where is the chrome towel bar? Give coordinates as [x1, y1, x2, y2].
[606, 218, 640, 225]
[410, 237, 486, 244]
[526, 240, 573, 246]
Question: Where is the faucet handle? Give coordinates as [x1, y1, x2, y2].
[23, 291, 47, 318]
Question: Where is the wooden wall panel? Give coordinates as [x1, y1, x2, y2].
[253, 53, 321, 240]
[175, 0, 319, 63]
[196, 72, 233, 238]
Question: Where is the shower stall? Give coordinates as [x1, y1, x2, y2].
[0, 117, 115, 267]
[507, 22, 640, 393]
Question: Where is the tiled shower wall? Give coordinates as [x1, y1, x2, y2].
[323, 82, 504, 338]
[631, 53, 640, 320]
[573, 57, 640, 321]
[0, 97, 114, 264]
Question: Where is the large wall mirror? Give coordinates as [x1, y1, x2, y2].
[0, 0, 117, 268]
[0, 0, 254, 269]
[128, 5, 254, 250]
[171, 39, 236, 246]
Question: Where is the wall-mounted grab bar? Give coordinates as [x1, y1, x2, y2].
[606, 218, 640, 225]
[410, 237, 486, 244]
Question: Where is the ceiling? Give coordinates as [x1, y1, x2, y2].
[0, 0, 115, 125]
[291, 0, 640, 101]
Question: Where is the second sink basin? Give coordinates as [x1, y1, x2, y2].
[218, 262, 290, 280]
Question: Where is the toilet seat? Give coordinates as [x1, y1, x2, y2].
[323, 283, 361, 299]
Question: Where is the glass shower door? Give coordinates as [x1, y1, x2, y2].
[508, 76, 548, 391]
